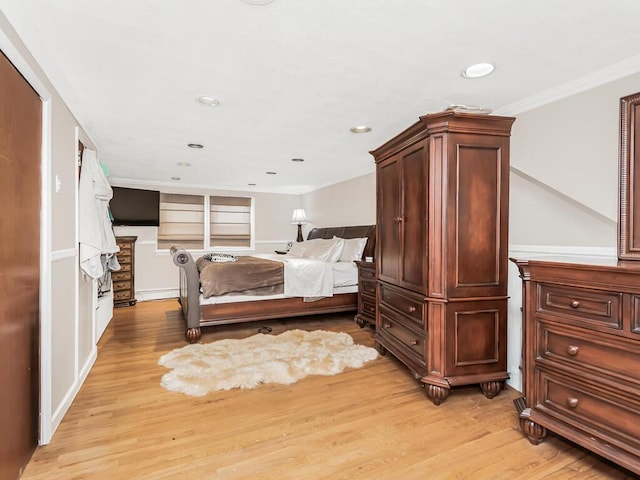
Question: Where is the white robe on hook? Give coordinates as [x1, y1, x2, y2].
[79, 148, 119, 278]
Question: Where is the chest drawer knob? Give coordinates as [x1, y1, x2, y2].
[566, 397, 579, 409]
[566, 345, 580, 356]
[570, 300, 580, 308]
[407, 306, 416, 313]
[384, 323, 392, 329]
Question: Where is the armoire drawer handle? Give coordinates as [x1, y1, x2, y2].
[566, 397, 579, 409]
[570, 300, 580, 308]
[410, 340, 419, 346]
[407, 306, 416, 313]
[566, 345, 579, 356]
[384, 323, 392, 328]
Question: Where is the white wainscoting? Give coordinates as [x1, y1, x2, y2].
[506, 244, 616, 393]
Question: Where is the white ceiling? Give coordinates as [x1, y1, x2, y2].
[3, 0, 640, 194]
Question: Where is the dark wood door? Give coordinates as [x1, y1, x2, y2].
[399, 142, 427, 293]
[0, 50, 42, 479]
[376, 142, 428, 294]
[377, 155, 401, 285]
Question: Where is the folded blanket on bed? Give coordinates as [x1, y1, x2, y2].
[196, 255, 284, 298]
[202, 252, 238, 263]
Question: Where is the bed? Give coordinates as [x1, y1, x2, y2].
[171, 225, 375, 342]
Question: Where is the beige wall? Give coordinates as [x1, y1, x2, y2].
[508, 71, 640, 247]
[302, 173, 376, 237]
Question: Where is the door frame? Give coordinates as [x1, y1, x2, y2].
[0, 23, 54, 444]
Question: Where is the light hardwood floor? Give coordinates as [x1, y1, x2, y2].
[22, 299, 635, 479]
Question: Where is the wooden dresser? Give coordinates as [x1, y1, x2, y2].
[511, 257, 640, 476]
[113, 236, 137, 307]
[371, 111, 515, 405]
[354, 260, 376, 328]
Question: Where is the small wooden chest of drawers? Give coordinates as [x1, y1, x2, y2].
[512, 257, 640, 476]
[355, 261, 376, 328]
[114, 236, 137, 307]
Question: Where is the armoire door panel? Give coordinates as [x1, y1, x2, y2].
[446, 134, 510, 298]
[455, 145, 500, 286]
[377, 157, 401, 284]
[400, 142, 427, 293]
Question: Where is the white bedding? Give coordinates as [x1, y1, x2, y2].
[198, 253, 359, 305]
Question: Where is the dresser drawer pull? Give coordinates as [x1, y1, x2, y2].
[566, 345, 579, 356]
[410, 340, 419, 346]
[384, 323, 392, 329]
[407, 306, 416, 313]
[566, 397, 579, 409]
[570, 300, 580, 308]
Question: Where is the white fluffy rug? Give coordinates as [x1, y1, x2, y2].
[158, 329, 378, 396]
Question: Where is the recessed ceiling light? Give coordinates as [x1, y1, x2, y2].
[171, 177, 181, 181]
[266, 171, 277, 175]
[197, 95, 220, 107]
[188, 143, 203, 149]
[248, 183, 256, 186]
[350, 125, 372, 134]
[177, 162, 191, 167]
[291, 158, 304, 162]
[462, 63, 495, 79]
[241, 0, 275, 5]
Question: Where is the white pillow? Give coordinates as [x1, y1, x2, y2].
[334, 236, 368, 262]
[287, 242, 307, 257]
[300, 237, 344, 263]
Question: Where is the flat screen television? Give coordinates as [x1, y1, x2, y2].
[110, 187, 160, 226]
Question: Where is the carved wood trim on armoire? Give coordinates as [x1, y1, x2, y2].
[371, 111, 515, 405]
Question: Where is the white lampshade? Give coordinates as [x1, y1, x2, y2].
[291, 208, 308, 224]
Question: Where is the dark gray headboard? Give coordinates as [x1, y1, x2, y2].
[306, 225, 376, 260]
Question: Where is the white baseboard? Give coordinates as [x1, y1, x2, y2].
[47, 345, 97, 444]
[136, 288, 179, 302]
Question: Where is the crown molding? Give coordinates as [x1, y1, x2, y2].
[494, 54, 640, 116]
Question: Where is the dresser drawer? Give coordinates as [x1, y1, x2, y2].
[360, 298, 376, 318]
[111, 271, 132, 281]
[537, 283, 622, 330]
[537, 320, 640, 386]
[113, 281, 132, 292]
[117, 253, 132, 265]
[358, 265, 375, 280]
[379, 284, 424, 327]
[114, 290, 132, 301]
[379, 310, 425, 359]
[536, 369, 640, 451]
[360, 279, 376, 297]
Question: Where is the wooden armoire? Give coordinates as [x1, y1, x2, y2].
[371, 111, 515, 405]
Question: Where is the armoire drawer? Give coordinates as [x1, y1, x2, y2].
[536, 283, 622, 330]
[536, 369, 640, 451]
[379, 284, 424, 327]
[379, 311, 425, 359]
[537, 320, 640, 386]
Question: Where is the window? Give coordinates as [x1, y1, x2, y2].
[157, 193, 253, 250]
[210, 196, 251, 248]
